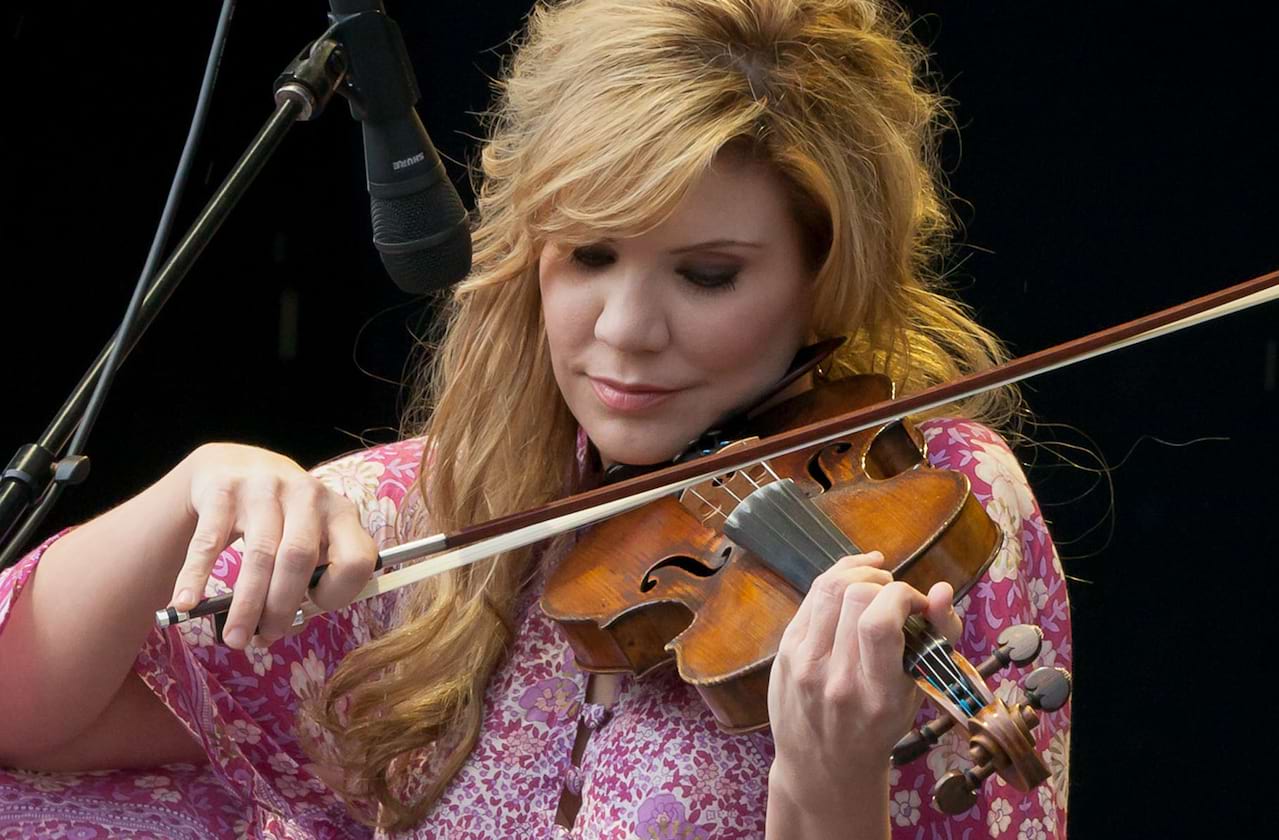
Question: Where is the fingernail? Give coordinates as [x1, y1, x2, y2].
[223, 626, 247, 648]
[174, 588, 194, 610]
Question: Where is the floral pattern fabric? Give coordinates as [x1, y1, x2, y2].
[0, 419, 1071, 839]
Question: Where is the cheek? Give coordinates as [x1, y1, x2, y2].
[677, 281, 811, 382]
[540, 269, 597, 371]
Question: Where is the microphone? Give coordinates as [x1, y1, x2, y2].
[327, 1, 471, 293]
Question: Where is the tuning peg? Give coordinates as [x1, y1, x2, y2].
[891, 715, 955, 766]
[933, 760, 995, 815]
[976, 624, 1043, 678]
[1024, 667, 1072, 712]
[997, 624, 1043, 665]
[932, 771, 977, 814]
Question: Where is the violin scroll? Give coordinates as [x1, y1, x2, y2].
[892, 623, 1072, 815]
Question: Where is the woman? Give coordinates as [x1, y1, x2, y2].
[0, 1, 1070, 837]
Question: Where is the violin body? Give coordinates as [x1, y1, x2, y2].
[541, 373, 1002, 732]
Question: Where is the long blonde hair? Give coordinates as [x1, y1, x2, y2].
[306, 0, 1020, 829]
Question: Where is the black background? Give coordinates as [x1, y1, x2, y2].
[3, 2, 1276, 836]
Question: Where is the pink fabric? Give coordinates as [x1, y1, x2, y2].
[0, 420, 1071, 839]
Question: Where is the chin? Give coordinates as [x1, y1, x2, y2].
[588, 426, 689, 468]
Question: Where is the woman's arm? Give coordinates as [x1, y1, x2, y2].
[0, 461, 197, 763]
[767, 760, 890, 840]
[762, 552, 960, 840]
[0, 443, 378, 768]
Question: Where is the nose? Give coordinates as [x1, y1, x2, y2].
[593, 268, 670, 354]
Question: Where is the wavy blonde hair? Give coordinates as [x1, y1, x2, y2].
[306, 0, 1020, 829]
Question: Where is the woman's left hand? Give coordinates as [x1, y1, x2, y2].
[766, 550, 961, 810]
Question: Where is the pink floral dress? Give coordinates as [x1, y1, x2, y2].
[0, 420, 1071, 839]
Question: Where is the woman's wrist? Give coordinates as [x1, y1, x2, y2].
[767, 756, 891, 840]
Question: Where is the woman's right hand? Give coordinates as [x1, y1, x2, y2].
[168, 443, 378, 649]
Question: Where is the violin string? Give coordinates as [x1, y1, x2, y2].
[685, 488, 727, 523]
[912, 651, 979, 717]
[913, 639, 981, 715]
[687, 488, 713, 507]
[902, 622, 968, 711]
[903, 615, 976, 708]
[760, 460, 783, 483]
[924, 629, 983, 707]
[906, 621, 982, 713]
[905, 633, 961, 709]
[898, 609, 965, 690]
[753, 483, 843, 577]
[774, 480, 863, 563]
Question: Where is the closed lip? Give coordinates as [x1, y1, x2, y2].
[587, 376, 686, 411]
[588, 376, 682, 394]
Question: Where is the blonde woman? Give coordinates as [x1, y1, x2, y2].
[0, 1, 1070, 837]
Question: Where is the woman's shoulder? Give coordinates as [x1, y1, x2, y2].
[916, 415, 1018, 465]
[310, 437, 429, 489]
[916, 417, 1042, 529]
[915, 415, 1061, 590]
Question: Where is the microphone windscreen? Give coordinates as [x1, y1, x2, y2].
[371, 190, 471, 294]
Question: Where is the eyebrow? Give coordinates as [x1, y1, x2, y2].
[668, 239, 763, 254]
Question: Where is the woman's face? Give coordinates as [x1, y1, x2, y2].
[539, 155, 815, 466]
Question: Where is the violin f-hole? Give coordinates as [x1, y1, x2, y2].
[806, 442, 851, 490]
[639, 547, 732, 592]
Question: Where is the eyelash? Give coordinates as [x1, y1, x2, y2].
[570, 247, 740, 293]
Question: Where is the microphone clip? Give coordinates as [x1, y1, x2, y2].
[322, 8, 421, 125]
[274, 38, 348, 123]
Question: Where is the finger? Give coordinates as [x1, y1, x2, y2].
[797, 557, 891, 662]
[777, 589, 816, 655]
[833, 551, 887, 571]
[780, 553, 888, 653]
[221, 490, 283, 649]
[856, 581, 927, 692]
[257, 487, 325, 640]
[172, 484, 236, 611]
[826, 580, 882, 683]
[925, 581, 962, 645]
[310, 505, 378, 612]
[796, 571, 858, 663]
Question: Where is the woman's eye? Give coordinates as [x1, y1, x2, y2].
[569, 246, 739, 292]
[679, 267, 740, 292]
[570, 246, 614, 268]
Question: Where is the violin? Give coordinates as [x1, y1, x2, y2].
[541, 368, 1072, 813]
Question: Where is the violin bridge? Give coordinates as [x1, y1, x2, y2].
[677, 437, 773, 530]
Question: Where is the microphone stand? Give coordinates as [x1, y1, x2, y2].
[0, 37, 349, 572]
